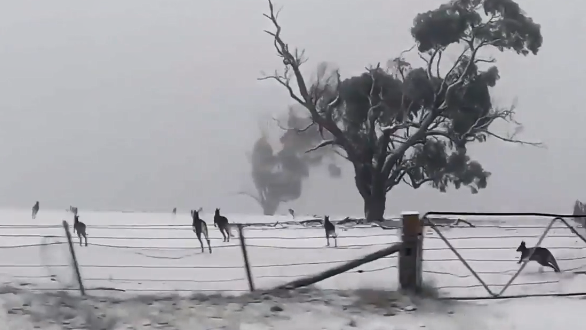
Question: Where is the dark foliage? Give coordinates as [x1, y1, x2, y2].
[242, 109, 340, 215]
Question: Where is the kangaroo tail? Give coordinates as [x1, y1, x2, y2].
[548, 255, 561, 272]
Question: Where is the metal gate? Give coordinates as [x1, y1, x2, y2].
[421, 212, 586, 300]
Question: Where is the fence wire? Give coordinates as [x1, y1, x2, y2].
[422, 212, 586, 299]
[0, 213, 584, 299]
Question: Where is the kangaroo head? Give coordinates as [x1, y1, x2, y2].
[215, 208, 220, 215]
[516, 241, 526, 252]
[324, 215, 330, 222]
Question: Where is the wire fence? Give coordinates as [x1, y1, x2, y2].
[0, 215, 584, 299]
[422, 213, 586, 299]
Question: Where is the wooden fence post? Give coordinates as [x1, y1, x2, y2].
[62, 220, 85, 296]
[237, 224, 255, 292]
[398, 211, 423, 292]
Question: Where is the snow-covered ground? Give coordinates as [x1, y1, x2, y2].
[0, 208, 584, 329]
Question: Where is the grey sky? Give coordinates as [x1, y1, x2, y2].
[0, 0, 582, 216]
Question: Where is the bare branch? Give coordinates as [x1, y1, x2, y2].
[437, 38, 501, 111]
[261, 0, 359, 162]
[422, 47, 442, 79]
[479, 129, 545, 148]
[436, 50, 442, 77]
[474, 57, 496, 64]
[454, 105, 545, 148]
[271, 116, 315, 133]
[306, 139, 335, 153]
[258, 67, 306, 106]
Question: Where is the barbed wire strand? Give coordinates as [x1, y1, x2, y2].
[0, 242, 66, 249]
[435, 280, 560, 290]
[0, 222, 580, 230]
[0, 239, 575, 252]
[423, 255, 586, 262]
[0, 232, 581, 241]
[0, 257, 398, 270]
[0, 264, 396, 283]
[87, 242, 397, 251]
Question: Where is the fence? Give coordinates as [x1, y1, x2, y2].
[422, 212, 586, 300]
[0, 219, 404, 295]
[0, 212, 584, 300]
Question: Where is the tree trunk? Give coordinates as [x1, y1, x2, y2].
[364, 193, 386, 221]
[354, 165, 387, 222]
[260, 197, 280, 216]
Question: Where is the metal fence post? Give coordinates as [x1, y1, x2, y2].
[62, 220, 85, 296]
[238, 224, 255, 292]
[398, 211, 423, 292]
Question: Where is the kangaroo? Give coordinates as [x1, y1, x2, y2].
[214, 208, 233, 242]
[172, 207, 177, 215]
[73, 214, 88, 247]
[516, 241, 560, 272]
[192, 209, 212, 253]
[32, 201, 39, 219]
[288, 208, 295, 218]
[324, 215, 337, 247]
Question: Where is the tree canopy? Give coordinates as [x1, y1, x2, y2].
[239, 110, 340, 215]
[260, 0, 543, 220]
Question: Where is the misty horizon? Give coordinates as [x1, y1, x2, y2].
[0, 0, 583, 217]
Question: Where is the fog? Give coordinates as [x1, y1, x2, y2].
[0, 0, 583, 216]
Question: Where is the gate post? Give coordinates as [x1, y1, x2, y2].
[398, 211, 423, 292]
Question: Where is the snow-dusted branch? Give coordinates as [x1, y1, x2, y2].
[259, 67, 306, 106]
[305, 139, 336, 153]
[260, 0, 359, 162]
[271, 116, 315, 133]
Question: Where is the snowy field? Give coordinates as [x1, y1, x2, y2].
[0, 208, 584, 329]
[0, 209, 584, 298]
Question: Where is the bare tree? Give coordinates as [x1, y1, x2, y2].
[259, 0, 543, 220]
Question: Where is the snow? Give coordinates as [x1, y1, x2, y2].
[0, 208, 583, 329]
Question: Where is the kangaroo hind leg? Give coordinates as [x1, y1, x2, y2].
[223, 227, 230, 242]
[203, 228, 212, 253]
[195, 233, 204, 253]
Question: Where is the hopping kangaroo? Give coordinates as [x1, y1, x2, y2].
[214, 208, 233, 242]
[32, 201, 39, 219]
[323, 216, 337, 247]
[516, 241, 560, 272]
[191, 209, 212, 253]
[73, 214, 88, 247]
